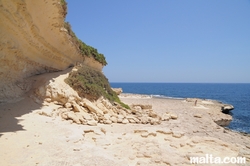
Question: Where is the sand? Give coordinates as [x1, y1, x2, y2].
[1, 89, 250, 165]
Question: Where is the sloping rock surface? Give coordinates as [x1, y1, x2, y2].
[0, 0, 102, 102]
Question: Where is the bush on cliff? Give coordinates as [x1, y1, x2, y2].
[64, 22, 107, 66]
[65, 66, 129, 109]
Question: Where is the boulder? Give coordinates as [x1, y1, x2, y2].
[96, 102, 112, 115]
[117, 118, 123, 123]
[104, 119, 112, 124]
[110, 116, 118, 123]
[139, 116, 149, 124]
[80, 111, 93, 121]
[72, 101, 84, 112]
[83, 99, 104, 116]
[122, 119, 129, 124]
[87, 120, 97, 126]
[66, 112, 81, 124]
[221, 104, 234, 114]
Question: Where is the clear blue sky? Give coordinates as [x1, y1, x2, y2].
[66, 0, 250, 83]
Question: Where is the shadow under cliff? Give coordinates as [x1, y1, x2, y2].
[0, 97, 41, 137]
[0, 68, 73, 137]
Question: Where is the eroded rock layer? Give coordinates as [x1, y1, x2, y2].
[0, 0, 101, 102]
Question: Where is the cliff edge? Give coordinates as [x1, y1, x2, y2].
[0, 0, 102, 102]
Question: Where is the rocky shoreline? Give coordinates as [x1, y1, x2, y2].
[121, 93, 234, 127]
[0, 71, 250, 165]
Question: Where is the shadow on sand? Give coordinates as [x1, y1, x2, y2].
[0, 97, 41, 137]
[0, 68, 72, 137]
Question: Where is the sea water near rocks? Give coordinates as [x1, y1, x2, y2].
[111, 83, 250, 134]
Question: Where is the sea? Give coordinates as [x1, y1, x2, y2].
[110, 83, 250, 134]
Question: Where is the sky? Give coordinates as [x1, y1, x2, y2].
[66, 0, 250, 83]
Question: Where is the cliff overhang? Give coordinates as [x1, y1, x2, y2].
[0, 0, 103, 102]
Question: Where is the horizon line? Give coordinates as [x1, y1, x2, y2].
[109, 82, 250, 84]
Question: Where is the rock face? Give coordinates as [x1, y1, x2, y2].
[221, 104, 234, 114]
[0, 0, 102, 102]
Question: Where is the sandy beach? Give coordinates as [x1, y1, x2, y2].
[1, 89, 250, 165]
[1, 0, 249, 165]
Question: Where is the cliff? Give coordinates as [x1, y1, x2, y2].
[0, 0, 102, 102]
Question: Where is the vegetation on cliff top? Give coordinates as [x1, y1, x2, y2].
[61, 1, 107, 66]
[65, 66, 129, 109]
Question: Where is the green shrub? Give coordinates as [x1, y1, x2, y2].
[64, 22, 107, 66]
[65, 66, 129, 109]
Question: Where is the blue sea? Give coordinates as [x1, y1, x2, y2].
[111, 83, 250, 134]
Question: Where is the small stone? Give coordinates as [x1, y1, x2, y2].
[110, 116, 117, 123]
[194, 114, 202, 118]
[117, 114, 124, 119]
[122, 119, 129, 124]
[128, 118, 136, 123]
[162, 114, 170, 121]
[104, 119, 112, 124]
[117, 118, 123, 123]
[170, 114, 178, 119]
[104, 114, 110, 120]
[100, 128, 106, 134]
[64, 102, 72, 108]
[72, 102, 83, 112]
[140, 116, 148, 124]
[148, 110, 158, 118]
[87, 120, 97, 126]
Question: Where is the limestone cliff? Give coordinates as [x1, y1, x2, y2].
[0, 0, 102, 102]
